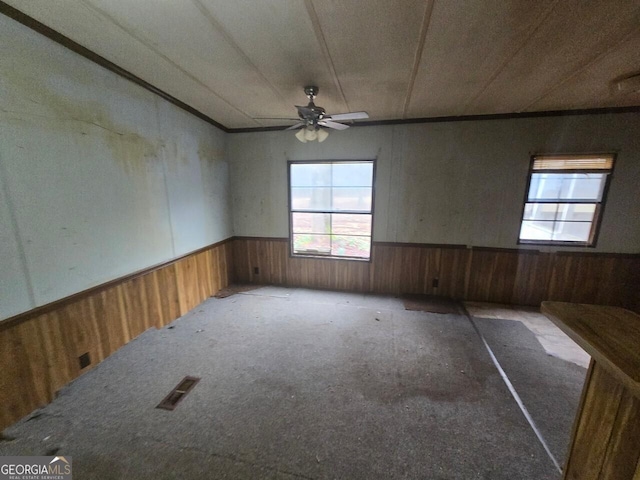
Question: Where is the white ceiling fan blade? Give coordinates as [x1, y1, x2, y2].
[325, 112, 369, 121]
[285, 122, 305, 131]
[254, 117, 300, 121]
[318, 120, 349, 130]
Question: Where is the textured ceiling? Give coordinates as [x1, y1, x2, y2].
[4, 0, 640, 130]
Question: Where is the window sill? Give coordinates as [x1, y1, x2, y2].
[518, 239, 596, 248]
[291, 253, 371, 262]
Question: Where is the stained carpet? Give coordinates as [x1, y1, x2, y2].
[1, 288, 561, 479]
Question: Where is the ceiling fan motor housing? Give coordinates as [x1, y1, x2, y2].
[299, 86, 325, 126]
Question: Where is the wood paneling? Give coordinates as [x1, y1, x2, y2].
[2, 236, 636, 431]
[232, 238, 639, 311]
[544, 304, 640, 480]
[466, 248, 521, 304]
[559, 363, 640, 480]
[599, 390, 640, 480]
[512, 251, 553, 306]
[564, 362, 625, 480]
[0, 240, 232, 430]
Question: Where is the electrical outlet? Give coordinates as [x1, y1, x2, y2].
[432, 278, 439, 288]
[79, 352, 91, 369]
[253, 267, 259, 275]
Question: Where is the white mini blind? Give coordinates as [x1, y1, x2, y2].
[532, 154, 614, 171]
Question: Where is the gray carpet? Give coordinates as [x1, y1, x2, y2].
[473, 317, 587, 466]
[401, 294, 465, 315]
[1, 288, 560, 479]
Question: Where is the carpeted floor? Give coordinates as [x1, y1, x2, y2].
[401, 294, 465, 315]
[473, 317, 587, 464]
[0, 287, 567, 479]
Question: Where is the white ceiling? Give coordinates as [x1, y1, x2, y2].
[5, 0, 640, 130]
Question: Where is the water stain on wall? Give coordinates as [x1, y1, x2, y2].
[106, 132, 159, 174]
[161, 141, 188, 171]
[198, 142, 224, 164]
[1, 67, 160, 174]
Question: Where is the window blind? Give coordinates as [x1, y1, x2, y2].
[532, 154, 614, 171]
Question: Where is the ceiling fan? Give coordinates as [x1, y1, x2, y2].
[258, 86, 369, 142]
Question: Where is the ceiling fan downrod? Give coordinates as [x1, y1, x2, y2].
[304, 85, 319, 101]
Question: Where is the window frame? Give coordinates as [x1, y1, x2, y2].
[517, 153, 616, 247]
[287, 159, 376, 262]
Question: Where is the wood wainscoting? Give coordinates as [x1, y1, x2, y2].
[0, 239, 232, 430]
[1, 236, 637, 430]
[232, 237, 640, 311]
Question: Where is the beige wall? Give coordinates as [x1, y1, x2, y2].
[0, 16, 231, 320]
[228, 114, 640, 252]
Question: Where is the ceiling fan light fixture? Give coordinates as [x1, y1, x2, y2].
[304, 127, 318, 141]
[295, 128, 307, 143]
[317, 128, 329, 142]
[294, 125, 329, 143]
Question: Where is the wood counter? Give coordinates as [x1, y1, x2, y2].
[541, 302, 640, 480]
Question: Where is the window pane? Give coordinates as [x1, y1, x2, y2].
[521, 155, 609, 246]
[331, 235, 371, 258]
[523, 203, 596, 222]
[332, 162, 373, 187]
[292, 234, 330, 254]
[290, 163, 331, 187]
[528, 173, 606, 201]
[528, 174, 561, 200]
[561, 204, 596, 222]
[552, 222, 592, 242]
[292, 212, 330, 234]
[559, 174, 605, 200]
[291, 187, 331, 210]
[290, 161, 374, 259]
[523, 203, 559, 221]
[331, 214, 372, 235]
[332, 187, 372, 211]
[520, 221, 554, 241]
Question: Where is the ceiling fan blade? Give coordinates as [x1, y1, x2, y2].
[325, 111, 369, 121]
[254, 117, 301, 121]
[296, 105, 314, 116]
[318, 120, 349, 130]
[285, 122, 305, 131]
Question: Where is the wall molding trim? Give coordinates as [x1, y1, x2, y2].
[0, 237, 233, 331]
[3, 1, 638, 136]
[0, 1, 229, 133]
[232, 236, 640, 257]
[228, 106, 640, 133]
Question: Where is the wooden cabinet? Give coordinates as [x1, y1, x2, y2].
[541, 302, 640, 480]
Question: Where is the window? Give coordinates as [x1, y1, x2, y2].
[289, 160, 374, 260]
[518, 154, 614, 246]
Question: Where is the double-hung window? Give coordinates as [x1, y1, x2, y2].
[289, 160, 374, 260]
[518, 154, 614, 246]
